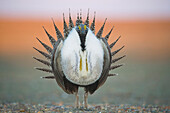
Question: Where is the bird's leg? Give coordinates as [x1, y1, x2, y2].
[84, 91, 88, 109]
[75, 92, 79, 108]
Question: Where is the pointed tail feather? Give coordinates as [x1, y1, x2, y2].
[63, 13, 69, 38]
[90, 12, 96, 34]
[96, 18, 107, 38]
[109, 36, 121, 49]
[35, 67, 53, 73]
[84, 9, 89, 27]
[33, 57, 51, 66]
[69, 9, 74, 31]
[76, 12, 80, 26]
[36, 37, 52, 54]
[109, 64, 124, 70]
[41, 76, 55, 79]
[108, 73, 118, 77]
[33, 47, 51, 60]
[79, 9, 83, 24]
[105, 27, 114, 41]
[52, 19, 64, 40]
[111, 55, 126, 64]
[43, 26, 56, 47]
[111, 46, 125, 56]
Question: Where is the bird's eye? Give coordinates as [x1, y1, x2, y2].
[78, 25, 81, 30]
[84, 25, 87, 30]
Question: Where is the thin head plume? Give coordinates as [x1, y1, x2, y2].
[90, 11, 96, 34]
[110, 36, 121, 49]
[79, 9, 82, 24]
[36, 37, 52, 54]
[84, 8, 89, 27]
[105, 26, 114, 41]
[51, 18, 64, 40]
[96, 18, 107, 38]
[63, 13, 69, 38]
[76, 12, 80, 26]
[43, 26, 56, 47]
[69, 9, 74, 31]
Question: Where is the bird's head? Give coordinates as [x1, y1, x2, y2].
[75, 24, 88, 51]
[76, 24, 88, 35]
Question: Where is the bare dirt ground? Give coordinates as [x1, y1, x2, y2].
[0, 103, 169, 112]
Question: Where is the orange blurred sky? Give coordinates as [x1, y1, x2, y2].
[0, 18, 170, 61]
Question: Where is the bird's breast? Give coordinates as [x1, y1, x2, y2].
[78, 51, 89, 79]
[60, 28, 104, 85]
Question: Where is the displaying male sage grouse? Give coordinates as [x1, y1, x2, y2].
[33, 10, 125, 108]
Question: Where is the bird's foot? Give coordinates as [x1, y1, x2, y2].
[75, 93, 80, 108]
[75, 102, 80, 109]
[84, 91, 88, 109]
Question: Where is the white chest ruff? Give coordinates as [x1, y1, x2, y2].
[61, 28, 104, 85]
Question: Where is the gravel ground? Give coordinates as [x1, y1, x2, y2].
[0, 103, 169, 113]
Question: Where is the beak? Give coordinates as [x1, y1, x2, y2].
[81, 29, 86, 35]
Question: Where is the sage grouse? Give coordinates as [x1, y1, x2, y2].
[33, 10, 125, 108]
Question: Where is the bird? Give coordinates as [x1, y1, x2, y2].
[33, 9, 125, 109]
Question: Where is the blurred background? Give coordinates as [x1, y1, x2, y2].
[0, 0, 170, 105]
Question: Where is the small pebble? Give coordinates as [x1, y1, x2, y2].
[0, 103, 169, 112]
